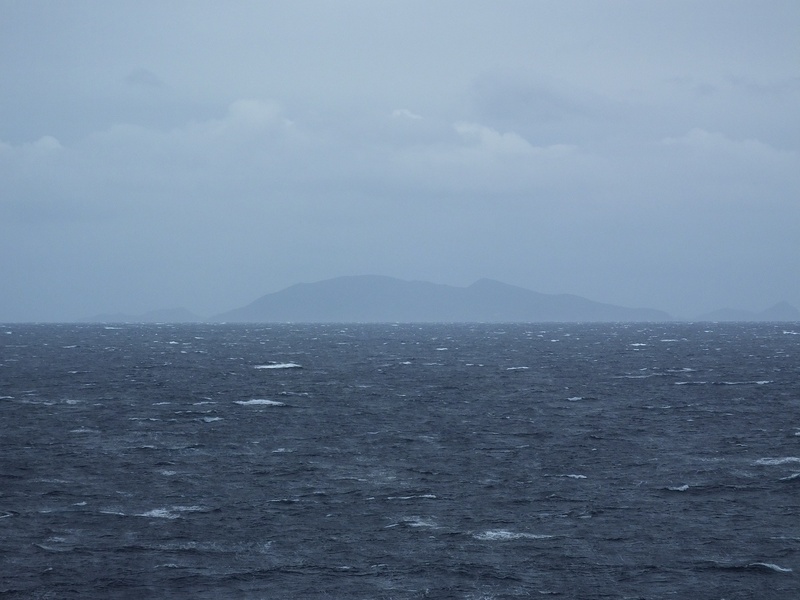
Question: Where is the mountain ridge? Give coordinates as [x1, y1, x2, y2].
[211, 275, 673, 323]
[76, 277, 800, 324]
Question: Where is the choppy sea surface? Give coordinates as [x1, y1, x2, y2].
[1, 322, 799, 599]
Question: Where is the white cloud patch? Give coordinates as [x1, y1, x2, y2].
[223, 99, 288, 130]
[662, 128, 788, 157]
[453, 122, 574, 158]
[454, 122, 534, 155]
[391, 108, 422, 120]
[29, 135, 63, 153]
[0, 135, 63, 158]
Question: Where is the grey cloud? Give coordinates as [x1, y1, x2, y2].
[1, 2, 798, 321]
[125, 68, 166, 89]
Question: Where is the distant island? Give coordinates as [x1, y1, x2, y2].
[211, 275, 672, 323]
[81, 276, 800, 324]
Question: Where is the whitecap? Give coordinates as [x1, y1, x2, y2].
[405, 517, 437, 528]
[474, 530, 554, 541]
[755, 457, 800, 466]
[201, 416, 223, 422]
[748, 562, 792, 573]
[387, 516, 438, 529]
[235, 399, 285, 406]
[506, 366, 529, 371]
[387, 494, 437, 500]
[254, 362, 302, 369]
[561, 474, 587, 479]
[667, 484, 690, 492]
[139, 505, 205, 519]
[566, 397, 583, 401]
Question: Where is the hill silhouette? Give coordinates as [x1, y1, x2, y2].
[212, 275, 672, 323]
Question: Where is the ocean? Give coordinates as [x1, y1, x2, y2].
[1, 322, 798, 599]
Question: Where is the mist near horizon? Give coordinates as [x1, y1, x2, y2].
[1, 2, 799, 322]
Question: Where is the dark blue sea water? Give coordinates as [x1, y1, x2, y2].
[1, 322, 799, 599]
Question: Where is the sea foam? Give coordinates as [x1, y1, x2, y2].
[755, 457, 800, 466]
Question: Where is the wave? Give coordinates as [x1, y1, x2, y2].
[386, 516, 438, 529]
[674, 380, 773, 386]
[748, 562, 793, 573]
[700, 561, 793, 574]
[474, 529, 554, 541]
[235, 399, 285, 406]
[755, 457, 800, 466]
[138, 505, 207, 519]
[386, 494, 437, 500]
[666, 484, 690, 492]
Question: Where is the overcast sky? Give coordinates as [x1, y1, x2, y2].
[1, 1, 798, 321]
